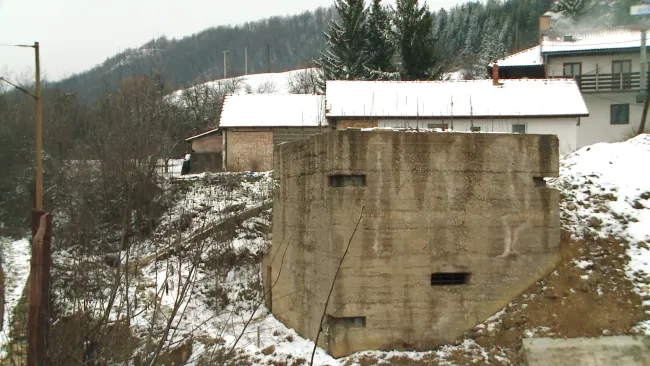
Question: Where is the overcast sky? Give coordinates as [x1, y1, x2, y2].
[0, 0, 472, 81]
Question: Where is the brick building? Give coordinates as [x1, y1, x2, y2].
[185, 128, 222, 173]
[219, 94, 327, 172]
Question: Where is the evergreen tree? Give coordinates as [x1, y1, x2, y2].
[393, 0, 438, 80]
[551, 0, 593, 20]
[364, 0, 396, 77]
[317, 0, 369, 81]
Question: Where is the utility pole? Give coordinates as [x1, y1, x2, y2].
[30, 41, 50, 366]
[266, 44, 271, 73]
[35, 42, 42, 211]
[223, 50, 229, 79]
[245, 47, 248, 75]
[632, 3, 650, 134]
[640, 30, 649, 134]
[0, 41, 50, 366]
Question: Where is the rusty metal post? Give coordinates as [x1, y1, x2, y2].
[28, 210, 52, 366]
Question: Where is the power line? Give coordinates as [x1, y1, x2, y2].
[0, 43, 33, 48]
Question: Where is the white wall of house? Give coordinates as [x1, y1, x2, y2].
[577, 93, 642, 147]
[545, 52, 644, 147]
[378, 117, 578, 155]
[546, 51, 642, 77]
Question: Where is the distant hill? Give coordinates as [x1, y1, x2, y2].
[53, 7, 334, 100]
[51, 0, 570, 100]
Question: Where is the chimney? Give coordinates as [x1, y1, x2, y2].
[539, 14, 552, 43]
[492, 64, 500, 86]
[563, 34, 573, 42]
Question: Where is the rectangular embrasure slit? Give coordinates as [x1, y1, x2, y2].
[329, 174, 366, 187]
[431, 272, 470, 286]
[328, 315, 366, 328]
[533, 177, 547, 188]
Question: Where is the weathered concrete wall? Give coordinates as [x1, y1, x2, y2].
[263, 130, 561, 358]
[522, 336, 650, 366]
[224, 129, 273, 172]
[191, 134, 222, 153]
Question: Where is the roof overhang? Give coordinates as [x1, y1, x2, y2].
[185, 128, 220, 142]
[327, 114, 589, 120]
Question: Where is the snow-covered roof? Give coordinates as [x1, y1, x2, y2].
[489, 45, 543, 67]
[219, 94, 325, 128]
[325, 79, 588, 118]
[541, 28, 644, 54]
[185, 128, 220, 142]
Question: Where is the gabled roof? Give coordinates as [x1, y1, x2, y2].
[325, 79, 588, 118]
[219, 94, 325, 128]
[185, 128, 220, 142]
[541, 28, 644, 54]
[489, 46, 543, 67]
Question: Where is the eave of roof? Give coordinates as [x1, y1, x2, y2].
[185, 128, 220, 142]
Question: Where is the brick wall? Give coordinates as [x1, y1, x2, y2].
[225, 129, 273, 172]
[191, 134, 222, 153]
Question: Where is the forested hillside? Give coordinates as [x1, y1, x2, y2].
[54, 7, 335, 99]
[52, 0, 558, 98]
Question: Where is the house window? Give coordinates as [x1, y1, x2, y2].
[470, 126, 481, 132]
[610, 104, 629, 125]
[328, 316, 366, 328]
[612, 60, 632, 90]
[431, 272, 470, 286]
[563, 62, 582, 77]
[329, 174, 366, 187]
[512, 124, 526, 134]
[427, 123, 449, 130]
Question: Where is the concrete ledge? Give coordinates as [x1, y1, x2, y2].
[522, 336, 650, 366]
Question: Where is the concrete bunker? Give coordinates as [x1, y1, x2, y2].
[262, 129, 561, 357]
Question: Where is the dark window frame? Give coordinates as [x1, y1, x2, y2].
[612, 60, 633, 90]
[512, 123, 526, 134]
[610, 104, 630, 125]
[563, 62, 582, 77]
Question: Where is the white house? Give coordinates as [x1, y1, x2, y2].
[219, 94, 326, 171]
[325, 79, 588, 155]
[491, 15, 649, 148]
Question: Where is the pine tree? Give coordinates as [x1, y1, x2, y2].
[393, 0, 438, 80]
[551, 0, 593, 20]
[364, 0, 395, 77]
[317, 0, 369, 81]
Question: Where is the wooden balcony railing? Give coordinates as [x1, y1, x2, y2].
[568, 72, 648, 92]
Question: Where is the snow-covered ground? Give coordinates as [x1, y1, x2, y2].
[1, 135, 649, 365]
[0, 238, 30, 356]
[548, 134, 650, 334]
[169, 68, 317, 101]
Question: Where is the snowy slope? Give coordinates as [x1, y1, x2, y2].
[169, 68, 316, 100]
[1, 135, 649, 365]
[548, 134, 650, 333]
[0, 238, 30, 356]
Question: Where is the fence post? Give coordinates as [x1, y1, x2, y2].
[28, 210, 52, 366]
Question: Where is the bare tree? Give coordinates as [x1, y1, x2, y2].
[287, 68, 323, 94]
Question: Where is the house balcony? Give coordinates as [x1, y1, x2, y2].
[566, 73, 650, 93]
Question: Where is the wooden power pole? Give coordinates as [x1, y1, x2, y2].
[28, 40, 52, 366]
[35, 41, 42, 211]
[266, 44, 271, 73]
